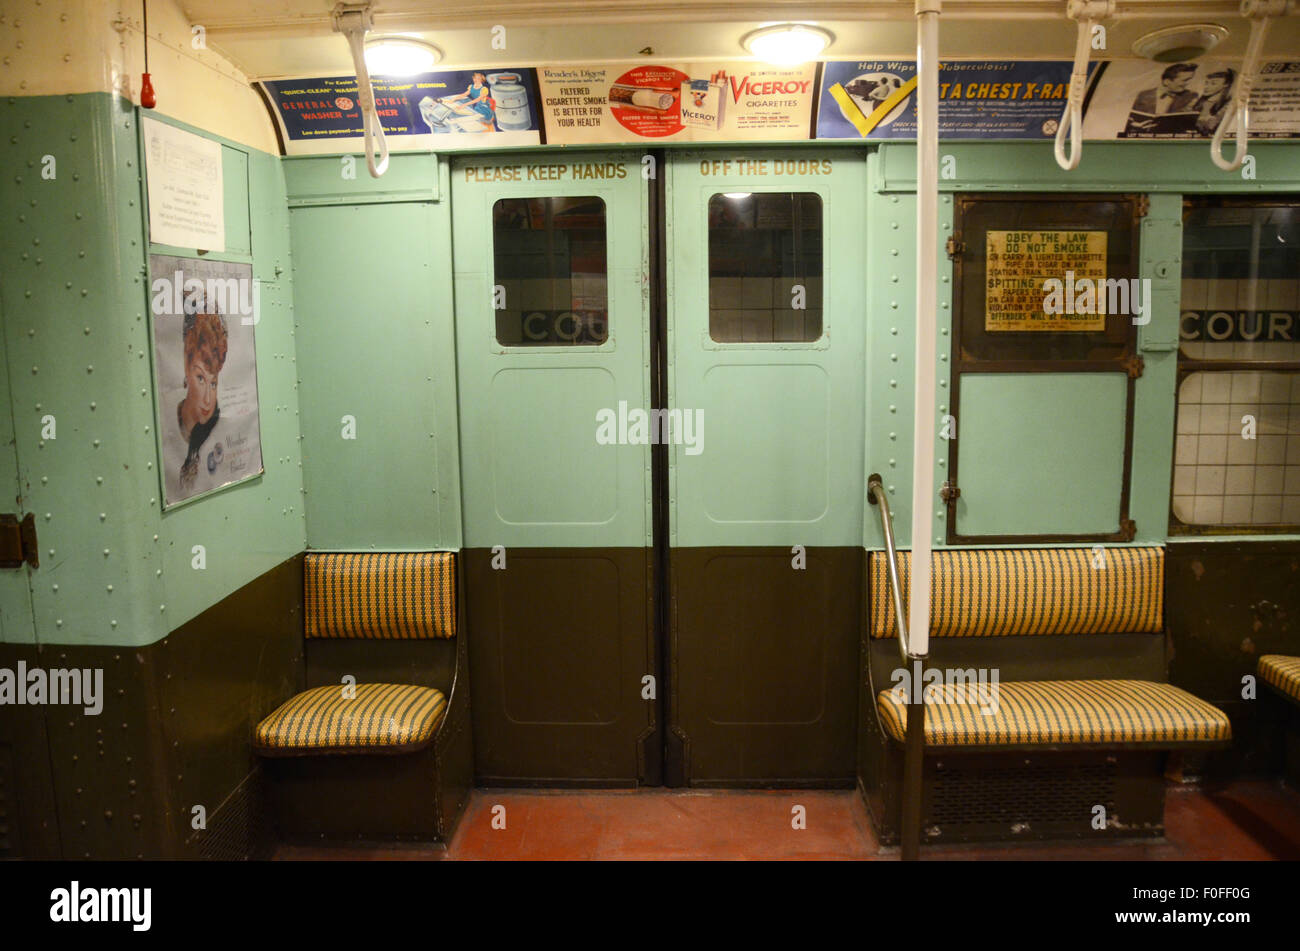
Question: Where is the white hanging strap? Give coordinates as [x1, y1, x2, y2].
[1210, 2, 1284, 172]
[1054, 0, 1114, 171]
[333, 3, 389, 178]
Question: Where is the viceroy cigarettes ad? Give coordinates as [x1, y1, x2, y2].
[537, 63, 817, 144]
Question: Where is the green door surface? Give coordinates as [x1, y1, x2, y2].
[452, 152, 656, 784]
[665, 151, 868, 784]
[955, 372, 1128, 537]
[0, 319, 35, 644]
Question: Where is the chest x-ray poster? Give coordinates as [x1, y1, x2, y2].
[149, 254, 264, 508]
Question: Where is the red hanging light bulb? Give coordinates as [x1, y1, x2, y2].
[140, 0, 156, 109]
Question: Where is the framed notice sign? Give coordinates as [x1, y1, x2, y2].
[142, 117, 225, 251]
[985, 230, 1108, 331]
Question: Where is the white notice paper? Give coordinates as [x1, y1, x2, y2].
[142, 117, 225, 251]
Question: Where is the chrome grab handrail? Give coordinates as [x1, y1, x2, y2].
[867, 472, 927, 862]
[867, 475, 924, 664]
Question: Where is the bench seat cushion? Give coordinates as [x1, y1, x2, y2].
[254, 683, 447, 756]
[868, 548, 1164, 639]
[306, 551, 456, 639]
[876, 679, 1231, 747]
[1259, 655, 1300, 703]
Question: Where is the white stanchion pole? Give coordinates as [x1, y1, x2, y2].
[908, 0, 941, 658]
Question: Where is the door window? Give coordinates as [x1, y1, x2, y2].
[493, 196, 608, 346]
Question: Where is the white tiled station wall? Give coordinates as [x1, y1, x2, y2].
[1174, 278, 1300, 526]
[708, 276, 823, 342]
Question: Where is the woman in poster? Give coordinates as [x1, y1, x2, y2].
[442, 72, 497, 130]
[1195, 68, 1236, 135]
[162, 306, 230, 498]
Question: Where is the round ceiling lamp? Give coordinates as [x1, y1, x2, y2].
[1131, 23, 1229, 62]
[364, 36, 442, 75]
[741, 24, 834, 65]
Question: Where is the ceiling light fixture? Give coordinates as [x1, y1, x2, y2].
[1131, 23, 1228, 62]
[364, 36, 442, 75]
[741, 24, 834, 65]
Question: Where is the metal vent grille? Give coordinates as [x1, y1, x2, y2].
[191, 768, 267, 861]
[928, 759, 1117, 839]
[0, 744, 14, 857]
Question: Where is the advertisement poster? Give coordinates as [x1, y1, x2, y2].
[261, 69, 543, 151]
[1082, 60, 1300, 139]
[817, 60, 1088, 139]
[149, 255, 263, 508]
[142, 117, 224, 251]
[539, 63, 817, 144]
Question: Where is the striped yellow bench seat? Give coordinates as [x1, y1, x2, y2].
[876, 679, 1231, 748]
[306, 551, 456, 639]
[869, 547, 1164, 639]
[1259, 655, 1300, 704]
[255, 683, 448, 756]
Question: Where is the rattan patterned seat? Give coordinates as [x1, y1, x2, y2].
[255, 683, 447, 755]
[1259, 655, 1300, 704]
[876, 678, 1231, 748]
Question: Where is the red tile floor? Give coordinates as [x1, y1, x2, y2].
[274, 778, 1300, 860]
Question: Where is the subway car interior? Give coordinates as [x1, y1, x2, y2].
[3, 0, 1300, 873]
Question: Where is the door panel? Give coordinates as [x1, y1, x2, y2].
[956, 372, 1128, 536]
[452, 153, 655, 784]
[947, 193, 1141, 543]
[0, 311, 35, 644]
[666, 151, 868, 784]
[671, 546, 861, 784]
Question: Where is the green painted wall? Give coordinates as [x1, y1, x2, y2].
[0, 296, 34, 643]
[865, 141, 1300, 550]
[0, 93, 305, 647]
[288, 154, 462, 551]
[956, 372, 1128, 535]
[3, 111, 1298, 654]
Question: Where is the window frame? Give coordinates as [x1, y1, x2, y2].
[490, 194, 612, 350]
[1169, 196, 1300, 536]
[704, 190, 827, 346]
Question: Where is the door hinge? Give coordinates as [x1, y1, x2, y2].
[1123, 354, 1145, 379]
[945, 234, 964, 260]
[1119, 518, 1137, 542]
[1136, 195, 1150, 217]
[939, 480, 961, 507]
[0, 513, 38, 569]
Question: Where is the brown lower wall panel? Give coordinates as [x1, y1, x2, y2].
[671, 546, 862, 786]
[1165, 541, 1300, 777]
[464, 547, 656, 785]
[0, 554, 303, 859]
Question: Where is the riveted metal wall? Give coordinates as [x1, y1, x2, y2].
[866, 143, 1300, 551]
[287, 153, 463, 552]
[0, 93, 305, 649]
[0, 554, 302, 858]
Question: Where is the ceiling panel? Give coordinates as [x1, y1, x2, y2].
[170, 1, 1300, 80]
